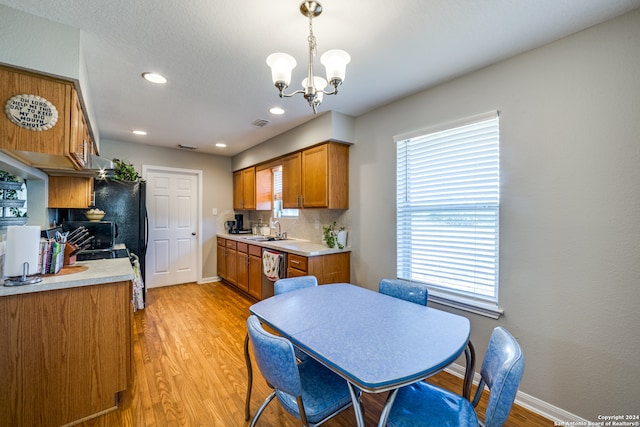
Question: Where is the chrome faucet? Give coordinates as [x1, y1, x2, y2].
[273, 221, 281, 238]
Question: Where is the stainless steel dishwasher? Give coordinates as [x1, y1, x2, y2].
[261, 247, 287, 291]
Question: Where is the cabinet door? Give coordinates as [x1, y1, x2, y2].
[237, 248, 249, 292]
[216, 242, 226, 279]
[242, 167, 256, 210]
[248, 254, 262, 299]
[48, 176, 92, 208]
[233, 167, 256, 210]
[226, 248, 238, 285]
[282, 152, 302, 208]
[233, 171, 243, 210]
[255, 168, 273, 211]
[69, 90, 89, 169]
[301, 144, 329, 208]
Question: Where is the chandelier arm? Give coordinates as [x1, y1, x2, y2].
[279, 89, 306, 98]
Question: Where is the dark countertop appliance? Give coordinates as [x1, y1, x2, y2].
[228, 213, 251, 234]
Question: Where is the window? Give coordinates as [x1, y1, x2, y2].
[395, 111, 501, 317]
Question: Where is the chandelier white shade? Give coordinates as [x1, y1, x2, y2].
[266, 53, 297, 87]
[266, 1, 350, 113]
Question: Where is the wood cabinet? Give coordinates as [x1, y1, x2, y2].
[216, 238, 227, 280]
[218, 238, 266, 299]
[69, 89, 92, 168]
[48, 176, 94, 208]
[225, 239, 238, 286]
[236, 242, 249, 292]
[255, 167, 273, 211]
[0, 65, 95, 171]
[282, 152, 302, 209]
[233, 167, 256, 210]
[0, 280, 132, 427]
[218, 236, 350, 298]
[247, 244, 264, 299]
[287, 252, 350, 284]
[282, 142, 349, 209]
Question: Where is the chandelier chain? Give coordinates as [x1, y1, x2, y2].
[308, 15, 317, 57]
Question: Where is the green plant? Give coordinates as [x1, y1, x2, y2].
[322, 221, 345, 249]
[112, 159, 144, 182]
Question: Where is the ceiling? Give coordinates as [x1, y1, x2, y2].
[1, 0, 639, 157]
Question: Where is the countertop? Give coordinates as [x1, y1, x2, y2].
[218, 233, 351, 257]
[1, 258, 134, 297]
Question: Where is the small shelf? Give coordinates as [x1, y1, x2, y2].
[0, 178, 27, 229]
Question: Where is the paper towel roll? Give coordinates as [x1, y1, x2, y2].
[4, 225, 41, 277]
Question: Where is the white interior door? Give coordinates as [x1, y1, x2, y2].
[145, 167, 200, 288]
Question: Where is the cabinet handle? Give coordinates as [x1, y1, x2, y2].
[291, 260, 300, 265]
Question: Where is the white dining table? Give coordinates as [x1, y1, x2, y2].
[247, 283, 472, 427]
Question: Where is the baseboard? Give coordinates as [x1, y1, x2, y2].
[198, 276, 220, 284]
[445, 363, 588, 425]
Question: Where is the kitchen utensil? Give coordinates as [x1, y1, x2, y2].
[67, 226, 86, 242]
[75, 235, 94, 248]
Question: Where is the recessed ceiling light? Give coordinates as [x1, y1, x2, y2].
[215, 143, 227, 148]
[141, 72, 167, 84]
[132, 130, 147, 136]
[269, 107, 285, 115]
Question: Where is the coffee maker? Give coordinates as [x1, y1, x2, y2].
[229, 214, 251, 234]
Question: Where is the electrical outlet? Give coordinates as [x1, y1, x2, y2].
[314, 219, 320, 230]
[212, 208, 218, 215]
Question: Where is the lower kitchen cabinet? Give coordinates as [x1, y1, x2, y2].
[247, 244, 264, 299]
[217, 236, 350, 299]
[288, 252, 350, 285]
[236, 242, 249, 292]
[216, 238, 227, 280]
[225, 239, 238, 286]
[0, 280, 132, 427]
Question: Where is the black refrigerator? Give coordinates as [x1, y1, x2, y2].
[93, 180, 148, 284]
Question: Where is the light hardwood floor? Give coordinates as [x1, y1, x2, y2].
[80, 281, 553, 427]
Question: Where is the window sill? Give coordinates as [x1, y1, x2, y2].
[427, 289, 504, 319]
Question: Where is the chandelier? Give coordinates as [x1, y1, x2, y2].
[266, 1, 351, 114]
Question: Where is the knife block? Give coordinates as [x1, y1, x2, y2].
[64, 243, 78, 266]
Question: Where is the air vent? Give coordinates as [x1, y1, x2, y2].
[178, 144, 198, 150]
[252, 119, 270, 127]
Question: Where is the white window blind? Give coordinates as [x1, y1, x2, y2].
[395, 111, 500, 306]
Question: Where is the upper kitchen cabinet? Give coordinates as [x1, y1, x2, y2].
[48, 176, 93, 208]
[0, 65, 94, 171]
[233, 166, 256, 210]
[283, 142, 349, 209]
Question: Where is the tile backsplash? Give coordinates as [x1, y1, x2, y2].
[219, 210, 351, 245]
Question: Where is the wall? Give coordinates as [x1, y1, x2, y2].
[351, 9, 640, 421]
[99, 139, 233, 281]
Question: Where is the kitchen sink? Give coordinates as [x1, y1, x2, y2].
[243, 236, 289, 242]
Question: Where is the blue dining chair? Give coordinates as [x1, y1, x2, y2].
[378, 278, 429, 306]
[245, 275, 319, 420]
[386, 327, 525, 427]
[275, 275, 318, 296]
[247, 315, 356, 427]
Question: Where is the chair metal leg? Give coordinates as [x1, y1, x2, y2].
[249, 390, 276, 427]
[244, 333, 253, 421]
[463, 340, 476, 400]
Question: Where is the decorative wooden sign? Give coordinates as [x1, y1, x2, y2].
[4, 94, 59, 131]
